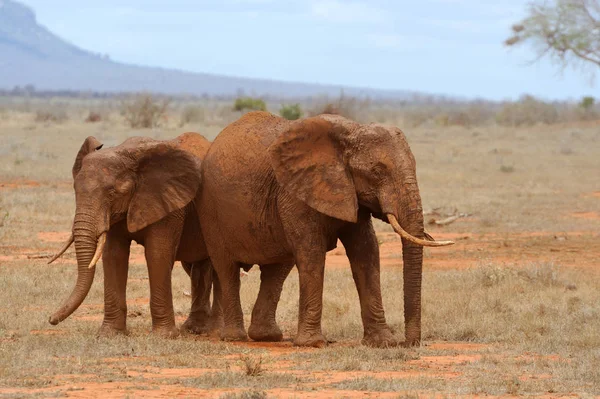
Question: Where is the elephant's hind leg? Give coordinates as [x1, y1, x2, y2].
[181, 260, 213, 335]
[248, 262, 294, 342]
[98, 228, 130, 337]
[211, 254, 247, 341]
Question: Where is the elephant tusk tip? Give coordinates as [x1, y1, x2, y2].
[387, 214, 455, 248]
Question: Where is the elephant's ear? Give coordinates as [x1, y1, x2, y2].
[72, 136, 103, 178]
[268, 117, 358, 223]
[127, 143, 201, 233]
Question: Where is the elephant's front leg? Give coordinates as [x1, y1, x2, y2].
[293, 244, 327, 348]
[98, 228, 130, 337]
[248, 262, 294, 342]
[339, 212, 399, 347]
[144, 230, 181, 338]
[181, 259, 213, 335]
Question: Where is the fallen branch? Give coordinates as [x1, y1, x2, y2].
[427, 213, 471, 226]
[27, 253, 53, 259]
[431, 215, 460, 226]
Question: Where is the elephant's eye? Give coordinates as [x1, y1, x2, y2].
[115, 179, 134, 194]
[372, 161, 387, 176]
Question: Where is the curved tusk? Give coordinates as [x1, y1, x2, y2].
[47, 234, 74, 264]
[88, 232, 107, 269]
[387, 214, 454, 247]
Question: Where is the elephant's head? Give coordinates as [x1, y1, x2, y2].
[269, 115, 453, 346]
[49, 134, 204, 325]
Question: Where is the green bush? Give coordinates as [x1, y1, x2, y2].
[579, 96, 595, 110]
[279, 104, 303, 120]
[233, 97, 266, 112]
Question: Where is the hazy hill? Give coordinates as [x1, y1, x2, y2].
[0, 0, 414, 99]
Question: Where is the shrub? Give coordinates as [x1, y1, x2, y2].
[309, 92, 364, 120]
[180, 105, 205, 126]
[279, 104, 303, 120]
[34, 109, 68, 123]
[85, 111, 102, 123]
[121, 94, 170, 128]
[219, 391, 268, 399]
[495, 95, 559, 126]
[321, 103, 340, 115]
[240, 355, 264, 377]
[233, 97, 266, 112]
[579, 96, 595, 111]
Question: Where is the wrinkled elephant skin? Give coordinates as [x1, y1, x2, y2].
[199, 112, 451, 347]
[49, 133, 221, 337]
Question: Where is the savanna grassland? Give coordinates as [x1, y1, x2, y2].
[0, 97, 599, 398]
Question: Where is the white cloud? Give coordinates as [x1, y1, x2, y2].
[311, 0, 386, 23]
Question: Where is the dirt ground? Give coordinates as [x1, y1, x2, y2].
[0, 114, 599, 398]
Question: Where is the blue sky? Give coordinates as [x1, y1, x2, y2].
[21, 0, 598, 100]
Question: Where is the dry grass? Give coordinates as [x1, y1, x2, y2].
[240, 355, 265, 377]
[0, 100, 599, 397]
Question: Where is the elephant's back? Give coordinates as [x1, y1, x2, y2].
[200, 111, 292, 263]
[173, 132, 211, 160]
[206, 111, 288, 178]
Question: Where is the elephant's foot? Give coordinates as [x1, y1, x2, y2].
[402, 337, 421, 348]
[208, 315, 225, 337]
[181, 317, 211, 335]
[362, 328, 402, 348]
[248, 321, 283, 342]
[152, 325, 180, 339]
[220, 325, 248, 342]
[97, 323, 128, 338]
[294, 331, 327, 348]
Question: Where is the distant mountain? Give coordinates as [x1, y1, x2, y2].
[0, 0, 414, 99]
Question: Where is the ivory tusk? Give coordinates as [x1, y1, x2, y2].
[88, 232, 107, 269]
[47, 234, 74, 264]
[387, 214, 454, 247]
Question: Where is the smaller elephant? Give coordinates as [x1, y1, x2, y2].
[48, 133, 221, 337]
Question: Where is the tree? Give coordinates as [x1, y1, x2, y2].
[505, 0, 600, 76]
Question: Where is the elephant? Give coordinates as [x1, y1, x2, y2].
[197, 111, 453, 347]
[48, 132, 222, 337]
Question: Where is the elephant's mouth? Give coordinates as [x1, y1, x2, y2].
[370, 211, 387, 222]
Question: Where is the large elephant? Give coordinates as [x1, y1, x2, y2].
[198, 111, 453, 347]
[48, 133, 221, 337]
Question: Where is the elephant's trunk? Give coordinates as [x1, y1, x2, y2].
[395, 182, 426, 347]
[399, 201, 425, 347]
[48, 213, 100, 325]
[382, 173, 454, 345]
